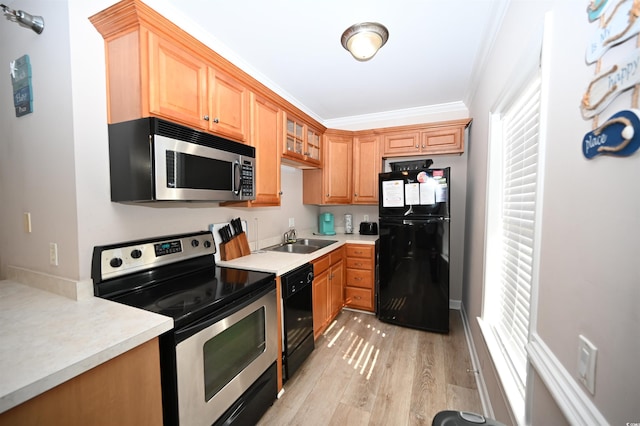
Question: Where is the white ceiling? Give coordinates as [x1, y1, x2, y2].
[145, 0, 509, 124]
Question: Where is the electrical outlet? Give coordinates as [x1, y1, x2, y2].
[288, 217, 295, 227]
[49, 243, 58, 266]
[364, 214, 369, 222]
[578, 334, 597, 395]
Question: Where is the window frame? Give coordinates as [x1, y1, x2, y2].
[479, 39, 548, 424]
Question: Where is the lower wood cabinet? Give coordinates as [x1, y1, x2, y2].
[0, 338, 163, 426]
[344, 244, 375, 312]
[311, 246, 344, 339]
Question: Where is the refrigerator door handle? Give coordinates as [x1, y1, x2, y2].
[401, 217, 449, 225]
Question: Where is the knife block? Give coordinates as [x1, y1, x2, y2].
[236, 232, 251, 256]
[220, 239, 242, 261]
[220, 233, 252, 260]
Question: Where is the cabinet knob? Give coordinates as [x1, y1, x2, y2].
[355, 277, 362, 281]
[213, 117, 220, 123]
[326, 194, 330, 197]
[415, 143, 419, 148]
[203, 115, 210, 121]
[422, 143, 426, 148]
[279, 191, 283, 195]
[354, 193, 358, 197]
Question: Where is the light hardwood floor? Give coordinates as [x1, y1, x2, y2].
[258, 309, 482, 425]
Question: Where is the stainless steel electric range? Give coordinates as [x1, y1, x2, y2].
[91, 230, 278, 426]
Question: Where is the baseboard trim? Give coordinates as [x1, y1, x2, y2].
[527, 333, 608, 426]
[460, 304, 495, 419]
[450, 299, 461, 310]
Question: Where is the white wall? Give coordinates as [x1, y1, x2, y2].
[465, 1, 640, 424]
[0, 0, 79, 279]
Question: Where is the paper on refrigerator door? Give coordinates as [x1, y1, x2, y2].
[436, 183, 448, 203]
[382, 180, 405, 207]
[405, 183, 420, 205]
[419, 179, 436, 205]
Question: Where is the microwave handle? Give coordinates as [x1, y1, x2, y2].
[233, 160, 241, 196]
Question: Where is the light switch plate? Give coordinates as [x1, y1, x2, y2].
[578, 334, 597, 395]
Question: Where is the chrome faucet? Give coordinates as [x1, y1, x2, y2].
[283, 228, 297, 244]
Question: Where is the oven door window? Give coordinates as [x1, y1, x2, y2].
[203, 307, 266, 401]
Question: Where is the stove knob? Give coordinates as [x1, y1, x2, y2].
[307, 271, 314, 283]
[110, 257, 123, 268]
[131, 249, 142, 259]
[191, 239, 199, 247]
[203, 240, 212, 248]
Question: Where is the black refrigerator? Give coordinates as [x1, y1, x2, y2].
[377, 167, 450, 333]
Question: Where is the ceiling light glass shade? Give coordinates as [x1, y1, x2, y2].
[341, 22, 388, 61]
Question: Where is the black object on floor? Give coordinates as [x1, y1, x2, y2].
[432, 410, 507, 426]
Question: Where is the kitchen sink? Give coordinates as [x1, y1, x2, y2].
[292, 238, 337, 248]
[265, 238, 337, 254]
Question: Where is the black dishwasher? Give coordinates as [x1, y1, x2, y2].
[281, 263, 314, 382]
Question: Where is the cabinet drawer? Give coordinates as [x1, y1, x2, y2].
[346, 269, 373, 289]
[346, 257, 373, 270]
[330, 246, 345, 264]
[345, 287, 374, 311]
[312, 254, 330, 275]
[346, 245, 373, 258]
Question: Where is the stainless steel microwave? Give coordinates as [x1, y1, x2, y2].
[107, 118, 255, 202]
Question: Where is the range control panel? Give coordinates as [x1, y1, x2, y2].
[95, 231, 216, 281]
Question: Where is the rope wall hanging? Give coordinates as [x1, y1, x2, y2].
[581, 0, 640, 158]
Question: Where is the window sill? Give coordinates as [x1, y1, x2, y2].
[477, 317, 525, 425]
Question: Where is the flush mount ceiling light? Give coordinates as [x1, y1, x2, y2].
[1, 3, 44, 34]
[341, 22, 388, 61]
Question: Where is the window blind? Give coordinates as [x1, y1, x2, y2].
[494, 74, 541, 391]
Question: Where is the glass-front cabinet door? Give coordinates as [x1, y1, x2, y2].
[306, 128, 321, 162]
[286, 119, 304, 156]
[283, 113, 321, 167]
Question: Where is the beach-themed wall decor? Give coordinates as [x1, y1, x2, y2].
[582, 109, 640, 157]
[582, 0, 640, 159]
[587, 0, 610, 22]
[10, 54, 33, 117]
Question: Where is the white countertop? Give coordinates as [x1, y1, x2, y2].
[0, 280, 173, 414]
[217, 233, 378, 275]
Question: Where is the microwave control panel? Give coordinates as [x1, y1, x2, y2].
[241, 161, 254, 198]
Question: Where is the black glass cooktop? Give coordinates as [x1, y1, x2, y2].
[111, 266, 274, 328]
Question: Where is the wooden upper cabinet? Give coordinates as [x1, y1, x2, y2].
[380, 118, 471, 157]
[91, 0, 249, 142]
[353, 134, 380, 205]
[148, 33, 249, 142]
[382, 130, 421, 156]
[207, 68, 249, 142]
[224, 93, 281, 208]
[248, 93, 282, 206]
[303, 130, 352, 205]
[421, 125, 463, 154]
[282, 113, 322, 168]
[325, 133, 352, 204]
[148, 32, 208, 129]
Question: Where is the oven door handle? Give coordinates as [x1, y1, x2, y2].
[174, 283, 275, 344]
